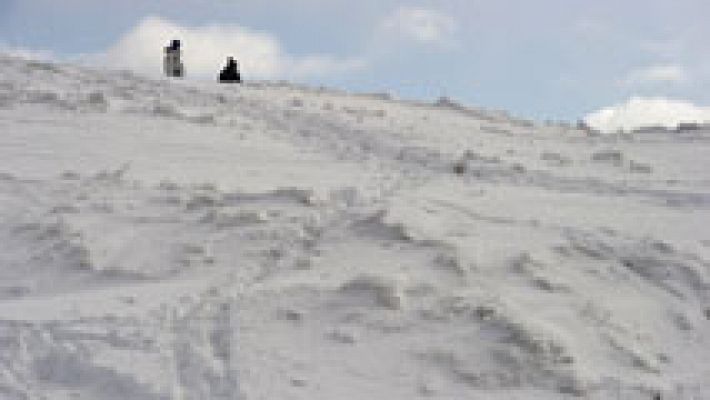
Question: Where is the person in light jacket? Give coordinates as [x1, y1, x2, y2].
[164, 40, 184, 78]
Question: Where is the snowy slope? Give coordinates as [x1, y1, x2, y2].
[0, 54, 709, 400]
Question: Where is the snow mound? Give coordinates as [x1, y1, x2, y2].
[585, 96, 710, 133]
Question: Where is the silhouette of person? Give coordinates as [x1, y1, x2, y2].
[219, 57, 241, 83]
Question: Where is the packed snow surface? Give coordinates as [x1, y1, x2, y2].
[0, 55, 709, 399]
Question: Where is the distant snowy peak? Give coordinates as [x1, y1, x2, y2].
[585, 97, 710, 133]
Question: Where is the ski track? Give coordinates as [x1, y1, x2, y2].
[0, 55, 709, 399]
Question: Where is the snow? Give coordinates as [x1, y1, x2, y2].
[0, 54, 709, 399]
[585, 97, 710, 133]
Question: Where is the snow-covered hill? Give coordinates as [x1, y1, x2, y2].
[0, 54, 709, 400]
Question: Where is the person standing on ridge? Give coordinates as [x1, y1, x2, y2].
[164, 40, 184, 78]
[219, 57, 241, 83]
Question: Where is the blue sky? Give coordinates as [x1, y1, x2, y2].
[1, 0, 709, 122]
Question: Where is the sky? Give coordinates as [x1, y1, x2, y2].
[1, 0, 710, 126]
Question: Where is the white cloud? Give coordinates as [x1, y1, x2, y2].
[381, 7, 457, 46]
[90, 16, 365, 79]
[584, 96, 710, 133]
[621, 64, 689, 86]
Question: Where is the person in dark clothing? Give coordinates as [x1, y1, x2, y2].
[219, 57, 241, 83]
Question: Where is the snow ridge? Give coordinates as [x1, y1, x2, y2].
[0, 54, 709, 399]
